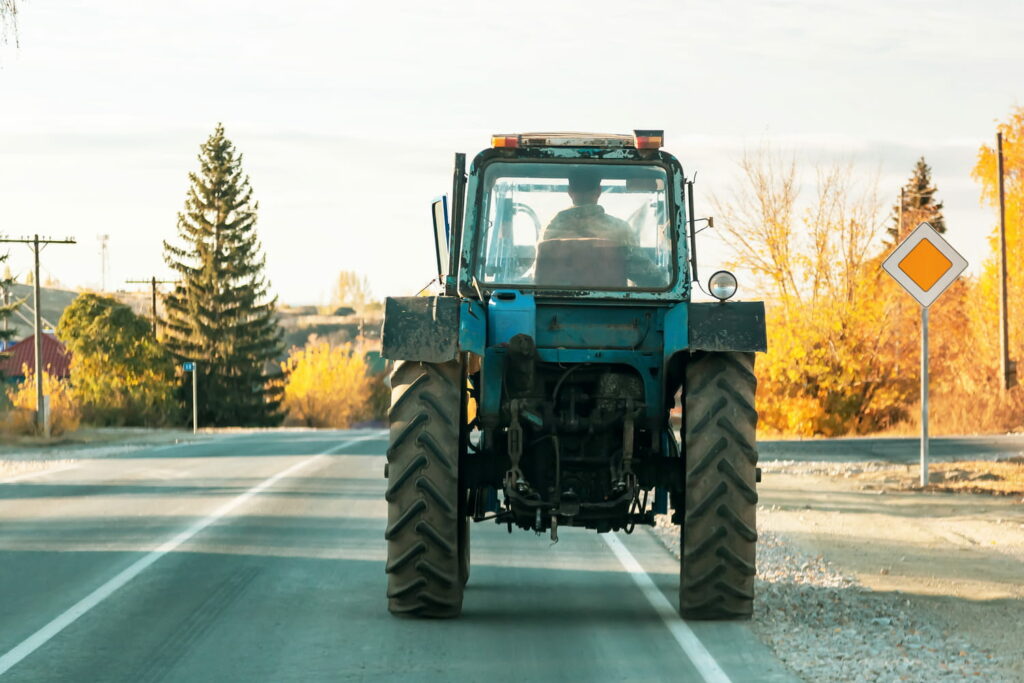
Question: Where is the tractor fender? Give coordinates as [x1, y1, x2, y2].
[663, 300, 767, 368]
[687, 301, 767, 353]
[381, 296, 485, 362]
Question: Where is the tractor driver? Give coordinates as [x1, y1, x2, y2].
[541, 168, 635, 244]
[540, 168, 665, 287]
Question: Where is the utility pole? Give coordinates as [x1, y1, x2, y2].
[0, 235, 76, 434]
[98, 234, 110, 291]
[996, 132, 1016, 390]
[126, 276, 178, 338]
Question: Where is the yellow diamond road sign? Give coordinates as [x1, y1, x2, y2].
[882, 222, 967, 307]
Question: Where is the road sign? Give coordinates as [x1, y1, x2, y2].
[881, 222, 968, 488]
[182, 362, 195, 371]
[882, 222, 967, 307]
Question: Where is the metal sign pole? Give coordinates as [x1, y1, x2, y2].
[921, 306, 929, 487]
[192, 363, 198, 434]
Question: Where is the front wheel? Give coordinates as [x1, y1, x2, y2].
[679, 351, 758, 619]
[385, 360, 465, 617]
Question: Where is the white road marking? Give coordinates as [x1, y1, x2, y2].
[0, 432, 382, 677]
[602, 533, 731, 683]
[0, 463, 80, 485]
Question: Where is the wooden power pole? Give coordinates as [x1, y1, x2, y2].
[0, 234, 77, 435]
[126, 276, 178, 338]
[997, 132, 1017, 390]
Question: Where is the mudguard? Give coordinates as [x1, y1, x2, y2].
[382, 296, 460, 362]
[688, 301, 767, 352]
[382, 296, 486, 362]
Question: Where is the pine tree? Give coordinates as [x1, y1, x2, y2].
[162, 124, 284, 426]
[887, 157, 946, 245]
[0, 252, 20, 349]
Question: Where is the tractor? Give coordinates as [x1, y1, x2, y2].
[381, 131, 766, 619]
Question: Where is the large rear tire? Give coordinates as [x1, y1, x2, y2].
[385, 359, 464, 617]
[680, 351, 758, 619]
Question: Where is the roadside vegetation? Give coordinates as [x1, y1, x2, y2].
[4, 367, 80, 436]
[717, 105, 1024, 437]
[281, 341, 372, 428]
[57, 294, 177, 426]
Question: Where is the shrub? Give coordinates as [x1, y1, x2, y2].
[4, 365, 81, 436]
[281, 341, 371, 428]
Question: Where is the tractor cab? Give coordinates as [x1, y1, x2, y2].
[441, 130, 694, 301]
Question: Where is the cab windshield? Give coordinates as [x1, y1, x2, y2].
[475, 162, 674, 290]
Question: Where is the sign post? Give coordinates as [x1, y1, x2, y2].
[882, 222, 967, 487]
[182, 362, 197, 433]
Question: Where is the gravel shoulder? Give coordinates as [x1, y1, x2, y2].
[653, 461, 1022, 681]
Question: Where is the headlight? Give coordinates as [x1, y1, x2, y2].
[708, 270, 738, 301]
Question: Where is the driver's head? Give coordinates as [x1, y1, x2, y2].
[567, 168, 602, 206]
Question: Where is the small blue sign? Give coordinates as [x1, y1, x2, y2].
[182, 362, 195, 371]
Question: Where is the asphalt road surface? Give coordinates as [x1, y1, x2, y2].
[0, 431, 795, 682]
[759, 434, 1024, 464]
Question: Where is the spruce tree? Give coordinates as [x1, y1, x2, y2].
[0, 253, 20, 351]
[162, 124, 284, 426]
[887, 157, 946, 245]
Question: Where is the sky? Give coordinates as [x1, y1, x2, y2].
[0, 0, 1021, 305]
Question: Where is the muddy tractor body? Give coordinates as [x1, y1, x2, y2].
[381, 131, 766, 619]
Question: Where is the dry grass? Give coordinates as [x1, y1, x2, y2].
[849, 459, 1024, 497]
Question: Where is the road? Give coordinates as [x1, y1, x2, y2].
[759, 434, 1024, 464]
[0, 431, 794, 682]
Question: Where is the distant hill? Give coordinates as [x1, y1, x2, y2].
[0, 286, 383, 352]
[2, 284, 80, 340]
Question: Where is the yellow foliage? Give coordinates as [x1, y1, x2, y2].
[719, 109, 1024, 437]
[4, 364, 81, 436]
[281, 341, 371, 428]
[718, 152, 918, 436]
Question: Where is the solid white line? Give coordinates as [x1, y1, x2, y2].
[0, 433, 381, 677]
[602, 533, 732, 683]
[0, 463, 80, 485]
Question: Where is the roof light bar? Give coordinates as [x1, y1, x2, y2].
[490, 130, 665, 150]
[520, 132, 634, 148]
[491, 135, 520, 148]
[633, 129, 664, 149]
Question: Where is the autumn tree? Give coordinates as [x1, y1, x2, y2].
[887, 157, 946, 245]
[329, 271, 373, 315]
[715, 149, 915, 435]
[57, 294, 177, 426]
[162, 124, 284, 427]
[965, 106, 1024, 431]
[0, 0, 18, 47]
[281, 341, 370, 427]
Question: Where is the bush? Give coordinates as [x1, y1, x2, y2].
[4, 365, 81, 436]
[281, 341, 371, 428]
[57, 293, 178, 426]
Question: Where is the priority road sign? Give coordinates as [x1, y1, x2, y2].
[882, 222, 967, 307]
[881, 221, 968, 488]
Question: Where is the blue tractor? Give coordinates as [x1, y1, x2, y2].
[381, 131, 766, 619]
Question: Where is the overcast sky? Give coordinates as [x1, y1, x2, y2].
[1, 0, 1021, 304]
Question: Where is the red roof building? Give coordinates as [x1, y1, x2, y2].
[0, 334, 72, 380]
